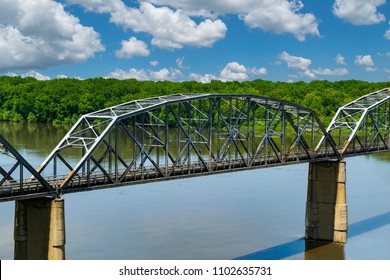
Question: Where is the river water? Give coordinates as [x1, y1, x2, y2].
[0, 122, 389, 260]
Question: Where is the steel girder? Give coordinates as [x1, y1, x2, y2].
[316, 88, 390, 156]
[34, 94, 339, 194]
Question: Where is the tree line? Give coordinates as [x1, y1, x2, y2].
[0, 76, 389, 126]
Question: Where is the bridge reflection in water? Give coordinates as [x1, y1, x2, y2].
[1, 88, 390, 259]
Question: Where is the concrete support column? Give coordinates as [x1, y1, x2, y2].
[14, 197, 65, 260]
[305, 160, 347, 243]
[48, 198, 66, 260]
[14, 200, 28, 260]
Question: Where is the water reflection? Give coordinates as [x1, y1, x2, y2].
[235, 211, 390, 260]
[305, 241, 345, 260]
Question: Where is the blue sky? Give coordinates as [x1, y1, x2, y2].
[0, 0, 389, 82]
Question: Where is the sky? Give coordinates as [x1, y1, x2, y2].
[0, 0, 389, 82]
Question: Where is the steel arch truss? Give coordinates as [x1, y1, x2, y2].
[316, 88, 390, 156]
[35, 94, 338, 194]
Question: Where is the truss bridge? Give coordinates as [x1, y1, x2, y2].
[1, 88, 389, 202]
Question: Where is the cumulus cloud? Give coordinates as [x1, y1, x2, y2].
[109, 61, 266, 82]
[220, 62, 267, 81]
[147, 0, 320, 41]
[355, 55, 376, 71]
[0, 0, 104, 71]
[22, 71, 51, 81]
[278, 51, 312, 70]
[67, 1, 227, 49]
[333, 0, 386, 25]
[67, 0, 319, 45]
[190, 62, 267, 82]
[151, 68, 183, 80]
[189, 73, 218, 83]
[300, 69, 316, 79]
[220, 62, 249, 81]
[150, 60, 159, 66]
[106, 68, 149, 80]
[312, 67, 349, 76]
[116, 37, 150, 59]
[239, 0, 319, 41]
[106, 67, 183, 81]
[4, 72, 18, 77]
[250, 67, 268, 76]
[335, 54, 346, 65]
[278, 51, 349, 80]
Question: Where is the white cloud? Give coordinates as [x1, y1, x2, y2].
[278, 52, 349, 79]
[385, 29, 390, 39]
[176, 57, 188, 69]
[0, 0, 104, 71]
[312, 67, 349, 76]
[190, 62, 267, 82]
[67, 1, 227, 49]
[150, 68, 171, 80]
[250, 67, 268, 75]
[278, 51, 312, 70]
[22, 70, 51, 81]
[335, 54, 346, 65]
[147, 0, 320, 41]
[116, 37, 150, 59]
[150, 60, 159, 66]
[108, 62, 267, 83]
[333, 0, 386, 25]
[4, 72, 18, 77]
[56, 74, 68, 79]
[106, 67, 183, 81]
[299, 69, 316, 79]
[189, 73, 218, 83]
[385, 21, 390, 39]
[151, 68, 183, 81]
[220, 62, 249, 81]
[239, 0, 319, 41]
[355, 55, 376, 71]
[219, 62, 267, 81]
[67, 0, 319, 44]
[107, 68, 150, 80]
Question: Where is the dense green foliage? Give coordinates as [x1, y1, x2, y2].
[0, 76, 389, 125]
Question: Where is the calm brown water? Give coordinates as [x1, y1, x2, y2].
[0, 122, 390, 260]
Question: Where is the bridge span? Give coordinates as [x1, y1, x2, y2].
[0, 88, 389, 258]
[1, 88, 389, 201]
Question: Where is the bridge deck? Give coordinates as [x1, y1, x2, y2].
[1, 145, 388, 202]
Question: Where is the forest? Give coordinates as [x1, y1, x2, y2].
[0, 76, 389, 126]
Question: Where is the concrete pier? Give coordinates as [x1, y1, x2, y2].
[14, 197, 65, 260]
[305, 160, 347, 243]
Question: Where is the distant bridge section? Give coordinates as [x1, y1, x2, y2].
[316, 88, 390, 156]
